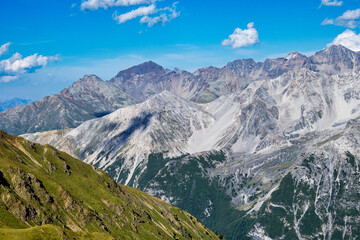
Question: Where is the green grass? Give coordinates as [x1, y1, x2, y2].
[0, 225, 114, 240]
[0, 130, 220, 240]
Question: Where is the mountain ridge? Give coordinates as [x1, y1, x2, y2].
[23, 63, 360, 239]
[0, 75, 135, 136]
[2, 45, 360, 136]
[0, 130, 221, 239]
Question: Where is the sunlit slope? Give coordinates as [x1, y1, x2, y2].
[0, 130, 220, 240]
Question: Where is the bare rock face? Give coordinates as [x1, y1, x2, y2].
[108, 46, 360, 106]
[304, 45, 360, 74]
[109, 61, 202, 102]
[109, 54, 309, 104]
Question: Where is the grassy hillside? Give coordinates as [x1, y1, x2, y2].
[0, 130, 221, 239]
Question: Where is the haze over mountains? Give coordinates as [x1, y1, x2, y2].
[16, 45, 360, 239]
[0, 75, 135, 136]
[0, 98, 31, 112]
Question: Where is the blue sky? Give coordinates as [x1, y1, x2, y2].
[0, 0, 360, 101]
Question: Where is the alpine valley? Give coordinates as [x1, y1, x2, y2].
[4, 45, 360, 239]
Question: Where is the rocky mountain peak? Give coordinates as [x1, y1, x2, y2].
[60, 74, 105, 96]
[75, 74, 103, 84]
[113, 61, 165, 80]
[317, 45, 358, 60]
[325, 44, 351, 52]
[78, 74, 103, 82]
[224, 59, 258, 72]
[285, 51, 307, 61]
[304, 45, 360, 74]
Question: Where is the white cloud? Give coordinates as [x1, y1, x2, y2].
[321, 0, 343, 6]
[0, 53, 59, 74]
[0, 44, 59, 82]
[81, 0, 156, 10]
[323, 9, 360, 28]
[140, 2, 180, 27]
[328, 29, 360, 51]
[0, 42, 11, 57]
[0, 76, 17, 83]
[222, 22, 259, 49]
[113, 4, 156, 24]
[337, 9, 360, 28]
[321, 18, 334, 25]
[81, 0, 179, 27]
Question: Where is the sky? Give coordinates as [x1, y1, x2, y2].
[0, 0, 360, 101]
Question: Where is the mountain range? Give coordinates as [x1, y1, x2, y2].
[0, 75, 135, 136]
[2, 45, 360, 136]
[4, 44, 360, 239]
[0, 98, 31, 112]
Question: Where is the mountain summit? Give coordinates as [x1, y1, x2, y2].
[113, 61, 165, 79]
[304, 45, 360, 74]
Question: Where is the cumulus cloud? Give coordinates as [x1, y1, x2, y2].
[328, 29, 360, 51]
[112, 2, 180, 26]
[81, 0, 156, 10]
[321, 0, 343, 6]
[0, 42, 11, 57]
[323, 9, 360, 28]
[81, 0, 179, 27]
[0, 53, 59, 74]
[140, 2, 180, 27]
[336, 9, 360, 28]
[222, 23, 259, 49]
[0, 44, 59, 83]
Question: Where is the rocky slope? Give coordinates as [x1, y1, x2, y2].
[23, 91, 215, 185]
[24, 65, 360, 239]
[24, 69, 360, 185]
[0, 130, 221, 240]
[0, 75, 135, 136]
